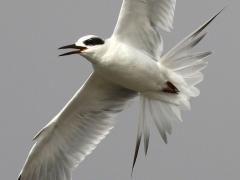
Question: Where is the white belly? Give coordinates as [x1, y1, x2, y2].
[94, 43, 168, 92]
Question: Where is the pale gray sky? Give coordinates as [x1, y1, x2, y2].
[0, 0, 239, 180]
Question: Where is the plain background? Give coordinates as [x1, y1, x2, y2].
[0, 0, 239, 179]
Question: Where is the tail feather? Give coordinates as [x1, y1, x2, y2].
[148, 98, 183, 143]
[132, 96, 182, 173]
[131, 96, 150, 175]
[148, 100, 169, 144]
[142, 98, 150, 155]
[170, 104, 183, 122]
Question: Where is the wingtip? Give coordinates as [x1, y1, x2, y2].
[163, 136, 168, 144]
[208, 6, 226, 26]
[18, 175, 21, 180]
[144, 134, 150, 156]
[131, 134, 142, 176]
[144, 144, 149, 157]
[214, 6, 227, 19]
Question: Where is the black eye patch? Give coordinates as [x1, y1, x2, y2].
[83, 37, 105, 46]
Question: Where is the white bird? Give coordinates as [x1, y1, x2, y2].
[18, 0, 223, 179]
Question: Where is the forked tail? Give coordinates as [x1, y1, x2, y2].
[131, 8, 224, 173]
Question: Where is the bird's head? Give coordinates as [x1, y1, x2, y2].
[59, 35, 107, 62]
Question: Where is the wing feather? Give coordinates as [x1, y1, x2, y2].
[112, 0, 176, 58]
[18, 73, 136, 180]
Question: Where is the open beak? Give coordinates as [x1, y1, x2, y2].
[58, 44, 87, 56]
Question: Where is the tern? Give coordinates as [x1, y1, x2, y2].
[18, 0, 223, 180]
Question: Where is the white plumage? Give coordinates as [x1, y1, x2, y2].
[113, 0, 176, 58]
[19, 73, 136, 180]
[18, 0, 223, 179]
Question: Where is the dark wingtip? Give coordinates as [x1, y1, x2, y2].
[218, 6, 227, 15]
[206, 7, 226, 26]
[18, 175, 21, 180]
[191, 7, 226, 39]
[131, 134, 142, 177]
[209, 6, 226, 23]
[144, 132, 150, 156]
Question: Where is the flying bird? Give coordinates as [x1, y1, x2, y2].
[18, 0, 223, 179]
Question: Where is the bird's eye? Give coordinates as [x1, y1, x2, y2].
[83, 37, 105, 46]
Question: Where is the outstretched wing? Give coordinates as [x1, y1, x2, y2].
[18, 73, 136, 180]
[112, 0, 176, 58]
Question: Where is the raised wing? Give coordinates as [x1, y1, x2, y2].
[18, 73, 136, 180]
[112, 0, 176, 58]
